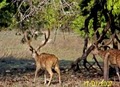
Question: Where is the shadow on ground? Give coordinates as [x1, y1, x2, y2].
[0, 56, 35, 76]
[0, 56, 119, 81]
[0, 56, 73, 77]
[0, 57, 120, 87]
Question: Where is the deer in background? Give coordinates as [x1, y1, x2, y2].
[91, 43, 120, 81]
[24, 29, 61, 86]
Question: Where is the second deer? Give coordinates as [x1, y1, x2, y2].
[24, 29, 61, 86]
[91, 44, 120, 81]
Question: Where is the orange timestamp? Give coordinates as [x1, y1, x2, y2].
[83, 80, 113, 87]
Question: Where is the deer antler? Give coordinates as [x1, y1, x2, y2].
[99, 33, 115, 48]
[37, 28, 50, 51]
[24, 30, 35, 51]
[92, 34, 115, 50]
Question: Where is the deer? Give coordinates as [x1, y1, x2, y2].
[24, 29, 61, 86]
[91, 42, 120, 81]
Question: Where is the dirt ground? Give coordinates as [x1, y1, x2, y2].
[0, 58, 120, 87]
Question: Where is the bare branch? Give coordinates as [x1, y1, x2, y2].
[93, 21, 110, 45]
[115, 33, 120, 43]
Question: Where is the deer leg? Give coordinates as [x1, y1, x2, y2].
[104, 52, 110, 81]
[46, 68, 53, 86]
[115, 66, 120, 81]
[44, 71, 47, 85]
[55, 64, 61, 84]
[34, 66, 40, 82]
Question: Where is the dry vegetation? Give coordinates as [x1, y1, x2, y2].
[0, 30, 120, 87]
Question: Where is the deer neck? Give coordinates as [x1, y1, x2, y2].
[32, 51, 39, 59]
[98, 50, 106, 58]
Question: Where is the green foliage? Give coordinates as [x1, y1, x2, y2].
[79, 0, 120, 40]
[0, 0, 119, 38]
[107, 0, 120, 15]
[84, 0, 94, 13]
[88, 19, 94, 38]
[44, 5, 57, 28]
[0, 0, 8, 9]
[71, 15, 85, 37]
[0, 0, 16, 28]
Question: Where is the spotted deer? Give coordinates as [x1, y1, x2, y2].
[91, 43, 120, 81]
[24, 29, 61, 86]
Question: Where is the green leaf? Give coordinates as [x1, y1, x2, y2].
[0, 0, 8, 9]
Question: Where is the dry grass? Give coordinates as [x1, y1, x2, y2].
[0, 30, 83, 60]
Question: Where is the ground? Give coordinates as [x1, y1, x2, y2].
[0, 30, 120, 87]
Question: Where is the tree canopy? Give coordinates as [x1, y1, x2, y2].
[0, 0, 119, 36]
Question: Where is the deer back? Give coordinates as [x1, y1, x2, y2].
[107, 49, 120, 67]
[36, 53, 59, 68]
[97, 49, 120, 67]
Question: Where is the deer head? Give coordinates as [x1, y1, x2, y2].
[91, 33, 115, 55]
[91, 44, 99, 55]
[24, 29, 50, 57]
